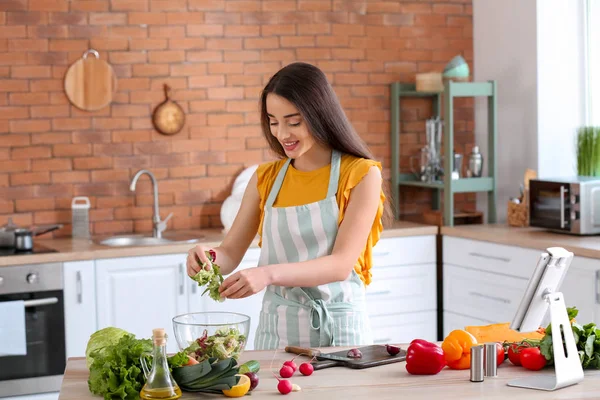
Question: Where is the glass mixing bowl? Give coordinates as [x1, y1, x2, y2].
[172, 312, 250, 360]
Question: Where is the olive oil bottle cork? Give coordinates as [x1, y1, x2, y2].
[153, 328, 166, 346]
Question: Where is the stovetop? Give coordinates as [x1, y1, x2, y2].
[0, 245, 58, 257]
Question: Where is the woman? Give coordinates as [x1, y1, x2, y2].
[186, 62, 387, 350]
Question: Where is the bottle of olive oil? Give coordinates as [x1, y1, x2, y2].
[140, 328, 182, 400]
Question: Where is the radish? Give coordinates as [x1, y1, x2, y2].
[299, 362, 313, 376]
[283, 360, 297, 372]
[279, 365, 294, 378]
[278, 380, 292, 395]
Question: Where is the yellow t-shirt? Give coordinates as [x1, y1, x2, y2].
[255, 153, 385, 286]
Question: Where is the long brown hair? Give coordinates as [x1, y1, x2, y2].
[259, 62, 395, 224]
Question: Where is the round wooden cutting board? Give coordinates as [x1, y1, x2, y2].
[64, 49, 117, 111]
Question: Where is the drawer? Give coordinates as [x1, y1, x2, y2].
[366, 263, 436, 314]
[372, 235, 436, 268]
[369, 311, 437, 344]
[443, 264, 528, 322]
[443, 236, 541, 279]
[443, 311, 494, 338]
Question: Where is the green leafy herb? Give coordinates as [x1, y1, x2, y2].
[190, 251, 225, 302]
[87, 333, 153, 400]
[171, 357, 240, 393]
[184, 327, 246, 363]
[576, 126, 600, 177]
[167, 351, 190, 370]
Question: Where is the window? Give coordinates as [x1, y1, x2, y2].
[585, 0, 600, 125]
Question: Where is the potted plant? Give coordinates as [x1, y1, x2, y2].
[576, 126, 600, 176]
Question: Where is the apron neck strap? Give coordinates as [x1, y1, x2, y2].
[265, 150, 342, 208]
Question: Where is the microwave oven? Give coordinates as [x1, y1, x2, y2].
[529, 177, 600, 235]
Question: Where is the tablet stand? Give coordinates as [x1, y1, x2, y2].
[507, 291, 584, 391]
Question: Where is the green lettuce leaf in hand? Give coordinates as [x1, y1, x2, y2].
[190, 251, 225, 302]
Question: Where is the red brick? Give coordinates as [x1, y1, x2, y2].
[15, 198, 55, 212]
[0, 25, 26, 38]
[151, 154, 188, 167]
[207, 87, 244, 100]
[298, 23, 331, 35]
[132, 64, 169, 77]
[11, 172, 50, 186]
[189, 100, 226, 113]
[261, 24, 296, 36]
[206, 38, 242, 50]
[52, 118, 91, 131]
[129, 90, 163, 104]
[7, 11, 47, 24]
[112, 104, 150, 117]
[0, 80, 27, 93]
[332, 24, 364, 36]
[168, 38, 206, 50]
[72, 131, 112, 143]
[109, 51, 147, 64]
[244, 37, 278, 49]
[224, 25, 260, 37]
[117, 78, 149, 91]
[30, 0, 68, 11]
[148, 50, 185, 63]
[207, 164, 243, 176]
[52, 171, 90, 183]
[0, 52, 26, 64]
[27, 25, 68, 38]
[10, 119, 50, 133]
[433, 4, 464, 14]
[189, 75, 225, 88]
[189, 150, 226, 164]
[11, 65, 51, 78]
[169, 64, 206, 76]
[48, 12, 87, 24]
[0, 68, 8, 78]
[0, 0, 27, 11]
[73, 157, 112, 170]
[188, 0, 225, 10]
[169, 165, 206, 178]
[167, 139, 208, 153]
[331, 48, 365, 60]
[110, 26, 147, 38]
[223, 50, 260, 62]
[27, 52, 68, 65]
[246, 136, 266, 149]
[205, 11, 241, 24]
[71, 25, 111, 38]
[93, 117, 130, 130]
[186, 24, 223, 37]
[225, 1, 260, 12]
[92, 170, 130, 183]
[340, 97, 368, 109]
[149, 26, 185, 38]
[53, 144, 92, 157]
[133, 142, 170, 155]
[0, 159, 29, 173]
[31, 158, 71, 171]
[415, 15, 447, 26]
[0, 135, 28, 148]
[129, 38, 167, 50]
[243, 62, 280, 75]
[150, 0, 187, 11]
[111, 0, 149, 11]
[297, 48, 331, 60]
[166, 12, 204, 24]
[317, 36, 349, 47]
[112, 130, 152, 142]
[93, 143, 132, 156]
[93, 220, 133, 234]
[334, 73, 368, 85]
[187, 50, 223, 62]
[11, 146, 51, 159]
[30, 79, 61, 92]
[207, 113, 244, 126]
[383, 14, 414, 27]
[31, 132, 71, 144]
[127, 11, 165, 24]
[74, 182, 117, 197]
[0, 105, 28, 118]
[150, 77, 187, 90]
[49, 39, 88, 51]
[298, 0, 331, 11]
[114, 206, 154, 220]
[71, 0, 109, 11]
[89, 12, 127, 24]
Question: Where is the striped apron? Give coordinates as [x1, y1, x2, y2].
[253, 150, 373, 350]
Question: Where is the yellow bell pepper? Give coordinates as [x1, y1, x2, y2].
[441, 329, 478, 370]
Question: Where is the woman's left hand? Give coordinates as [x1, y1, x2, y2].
[219, 266, 271, 299]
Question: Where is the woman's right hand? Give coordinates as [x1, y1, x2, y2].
[186, 245, 213, 277]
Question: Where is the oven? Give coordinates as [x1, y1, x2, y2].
[529, 177, 600, 235]
[0, 263, 65, 398]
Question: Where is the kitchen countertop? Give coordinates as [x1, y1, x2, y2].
[0, 221, 437, 267]
[442, 224, 600, 260]
[59, 346, 600, 399]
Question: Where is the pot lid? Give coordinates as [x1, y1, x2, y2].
[0, 217, 20, 233]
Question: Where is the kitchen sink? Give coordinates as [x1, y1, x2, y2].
[97, 233, 204, 247]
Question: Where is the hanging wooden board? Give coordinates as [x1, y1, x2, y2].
[64, 49, 117, 111]
[152, 84, 186, 135]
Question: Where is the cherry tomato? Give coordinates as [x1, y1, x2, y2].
[520, 347, 547, 371]
[507, 344, 521, 366]
[495, 342, 505, 366]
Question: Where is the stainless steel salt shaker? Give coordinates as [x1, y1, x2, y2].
[484, 342, 498, 377]
[468, 146, 483, 177]
[470, 345, 484, 382]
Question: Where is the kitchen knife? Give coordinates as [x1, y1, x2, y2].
[285, 346, 348, 370]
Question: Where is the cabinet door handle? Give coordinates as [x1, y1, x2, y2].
[469, 291, 511, 304]
[367, 290, 392, 297]
[595, 270, 600, 304]
[468, 252, 510, 263]
[191, 282, 197, 294]
[179, 264, 184, 296]
[76, 270, 82, 304]
[373, 251, 390, 257]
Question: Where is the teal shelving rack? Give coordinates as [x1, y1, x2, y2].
[390, 80, 498, 226]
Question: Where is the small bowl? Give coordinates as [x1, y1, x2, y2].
[172, 312, 250, 360]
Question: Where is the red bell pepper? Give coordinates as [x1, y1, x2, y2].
[405, 339, 446, 375]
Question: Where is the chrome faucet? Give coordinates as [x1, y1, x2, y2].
[130, 169, 173, 239]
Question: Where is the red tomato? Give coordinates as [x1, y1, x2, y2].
[520, 347, 547, 371]
[495, 342, 505, 366]
[507, 344, 521, 366]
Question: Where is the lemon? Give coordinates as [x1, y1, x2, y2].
[222, 374, 250, 398]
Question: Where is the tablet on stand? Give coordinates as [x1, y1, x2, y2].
[508, 247, 584, 391]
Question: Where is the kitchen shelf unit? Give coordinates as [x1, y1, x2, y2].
[390, 80, 498, 226]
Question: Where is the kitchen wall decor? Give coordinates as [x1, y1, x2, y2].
[152, 84, 186, 136]
[63, 49, 117, 111]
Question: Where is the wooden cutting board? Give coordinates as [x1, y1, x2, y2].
[64, 49, 117, 111]
[285, 345, 407, 370]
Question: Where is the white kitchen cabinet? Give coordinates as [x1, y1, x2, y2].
[559, 255, 600, 325]
[95, 254, 188, 354]
[443, 311, 494, 338]
[63, 260, 97, 359]
[188, 247, 264, 350]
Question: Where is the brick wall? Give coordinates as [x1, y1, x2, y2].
[0, 0, 474, 237]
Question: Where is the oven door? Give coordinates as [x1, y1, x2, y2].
[0, 290, 66, 398]
[529, 180, 571, 232]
